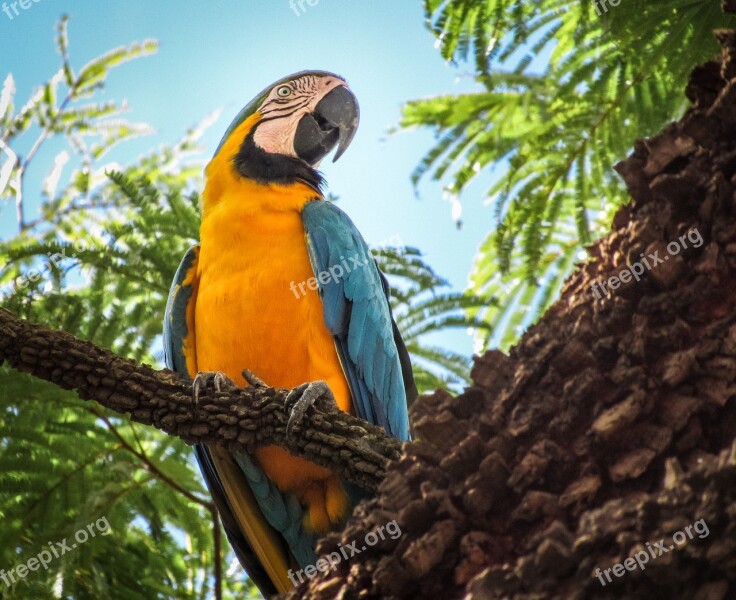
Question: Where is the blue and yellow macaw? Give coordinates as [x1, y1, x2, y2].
[163, 71, 416, 596]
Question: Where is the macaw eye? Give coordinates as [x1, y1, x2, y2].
[276, 86, 292, 98]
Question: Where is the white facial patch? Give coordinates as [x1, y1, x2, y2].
[252, 75, 346, 158]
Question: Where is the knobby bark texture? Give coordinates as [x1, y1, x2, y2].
[0, 307, 400, 491]
[285, 23, 736, 600]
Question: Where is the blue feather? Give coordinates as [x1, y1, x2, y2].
[233, 453, 317, 567]
[163, 246, 198, 378]
[302, 200, 411, 442]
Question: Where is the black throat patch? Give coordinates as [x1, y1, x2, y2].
[234, 129, 325, 193]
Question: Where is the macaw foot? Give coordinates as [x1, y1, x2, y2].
[301, 476, 351, 533]
[192, 371, 237, 405]
[242, 369, 269, 390]
[284, 380, 335, 438]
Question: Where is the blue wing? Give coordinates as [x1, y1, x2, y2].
[163, 246, 199, 379]
[302, 200, 414, 442]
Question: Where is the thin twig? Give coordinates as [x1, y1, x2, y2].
[94, 410, 214, 510]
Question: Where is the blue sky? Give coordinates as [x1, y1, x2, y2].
[0, 0, 495, 358]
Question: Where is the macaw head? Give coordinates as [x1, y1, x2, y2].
[210, 71, 360, 191]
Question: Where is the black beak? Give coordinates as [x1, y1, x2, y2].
[294, 85, 360, 166]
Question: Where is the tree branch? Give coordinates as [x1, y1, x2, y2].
[0, 307, 402, 491]
[213, 511, 223, 600]
[93, 410, 214, 510]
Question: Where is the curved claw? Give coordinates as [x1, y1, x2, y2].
[242, 369, 269, 390]
[285, 380, 335, 438]
[192, 371, 236, 405]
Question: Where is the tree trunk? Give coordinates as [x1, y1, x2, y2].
[3, 19, 736, 600]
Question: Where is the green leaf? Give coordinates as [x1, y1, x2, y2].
[77, 40, 158, 92]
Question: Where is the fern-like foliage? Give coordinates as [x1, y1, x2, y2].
[0, 17, 258, 600]
[402, 0, 734, 348]
[0, 14, 491, 600]
[374, 245, 492, 391]
[0, 369, 224, 600]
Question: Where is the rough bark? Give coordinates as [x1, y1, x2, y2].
[0, 307, 400, 491]
[284, 21, 736, 600]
